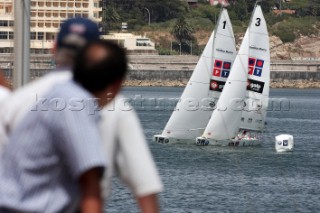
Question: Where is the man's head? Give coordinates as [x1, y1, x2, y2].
[54, 18, 100, 68]
[73, 40, 128, 107]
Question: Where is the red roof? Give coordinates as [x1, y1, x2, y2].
[273, 10, 296, 16]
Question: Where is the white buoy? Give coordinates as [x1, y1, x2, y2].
[275, 134, 294, 152]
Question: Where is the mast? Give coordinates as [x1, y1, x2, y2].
[13, 0, 30, 88]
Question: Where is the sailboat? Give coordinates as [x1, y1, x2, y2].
[236, 4, 270, 146]
[153, 8, 236, 144]
[196, 4, 270, 146]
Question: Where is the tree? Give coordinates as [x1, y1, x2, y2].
[259, 0, 278, 13]
[232, 0, 248, 21]
[230, 0, 277, 15]
[103, 0, 187, 23]
[171, 16, 197, 54]
[307, 0, 320, 16]
[171, 16, 195, 44]
[102, 6, 121, 33]
[143, 0, 188, 22]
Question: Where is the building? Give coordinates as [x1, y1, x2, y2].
[0, 0, 102, 53]
[101, 33, 157, 55]
[209, 0, 229, 6]
[0, 1, 156, 55]
[0, 0, 13, 53]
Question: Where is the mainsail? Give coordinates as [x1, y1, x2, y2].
[240, 5, 270, 132]
[156, 9, 236, 142]
[201, 29, 249, 141]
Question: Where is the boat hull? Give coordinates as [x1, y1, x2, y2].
[153, 135, 195, 145]
[196, 137, 261, 147]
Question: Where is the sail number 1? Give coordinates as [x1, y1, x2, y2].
[223, 21, 226, 29]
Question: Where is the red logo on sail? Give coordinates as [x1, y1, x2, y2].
[248, 58, 264, 77]
[249, 58, 256, 66]
[213, 68, 221, 77]
[248, 67, 254, 75]
[210, 80, 225, 92]
[211, 81, 218, 90]
[213, 60, 232, 78]
[223, 62, 231, 69]
[214, 60, 222, 68]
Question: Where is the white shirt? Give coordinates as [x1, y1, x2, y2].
[0, 72, 163, 200]
[0, 71, 71, 136]
[0, 81, 106, 212]
[0, 86, 10, 145]
[0, 86, 10, 103]
[100, 95, 163, 198]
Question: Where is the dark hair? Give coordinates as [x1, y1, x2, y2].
[73, 40, 128, 93]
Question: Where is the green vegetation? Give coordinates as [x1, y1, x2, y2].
[102, 0, 189, 32]
[271, 16, 320, 43]
[171, 16, 195, 43]
[287, 0, 309, 9]
[102, 0, 320, 55]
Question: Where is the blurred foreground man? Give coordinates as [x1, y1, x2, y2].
[0, 17, 162, 212]
[0, 40, 129, 212]
[0, 71, 10, 101]
[101, 96, 163, 212]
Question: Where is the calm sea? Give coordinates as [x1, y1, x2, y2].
[106, 87, 320, 213]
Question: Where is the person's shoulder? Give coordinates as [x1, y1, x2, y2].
[5, 71, 72, 101]
[43, 80, 97, 120]
[27, 71, 72, 92]
[46, 79, 91, 99]
[0, 85, 10, 101]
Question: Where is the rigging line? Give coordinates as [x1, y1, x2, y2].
[189, 81, 210, 85]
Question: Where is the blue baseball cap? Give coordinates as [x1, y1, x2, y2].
[57, 17, 100, 50]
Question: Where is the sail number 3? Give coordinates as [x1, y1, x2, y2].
[255, 18, 261, 26]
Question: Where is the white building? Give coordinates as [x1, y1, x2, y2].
[0, 0, 156, 55]
[0, 0, 102, 53]
[101, 33, 157, 55]
[209, 0, 229, 6]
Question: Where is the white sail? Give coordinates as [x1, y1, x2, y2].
[240, 5, 270, 132]
[201, 28, 249, 141]
[209, 8, 237, 100]
[155, 9, 236, 143]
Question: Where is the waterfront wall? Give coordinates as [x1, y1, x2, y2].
[1, 54, 320, 84]
[3, 69, 320, 82]
[125, 69, 320, 82]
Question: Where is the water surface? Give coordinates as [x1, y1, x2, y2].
[107, 87, 320, 213]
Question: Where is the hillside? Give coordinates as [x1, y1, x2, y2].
[105, 0, 320, 59]
[140, 30, 320, 60]
[270, 35, 320, 59]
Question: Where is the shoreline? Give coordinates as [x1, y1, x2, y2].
[123, 80, 320, 89]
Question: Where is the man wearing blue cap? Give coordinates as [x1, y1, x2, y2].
[0, 17, 162, 213]
[0, 18, 107, 213]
